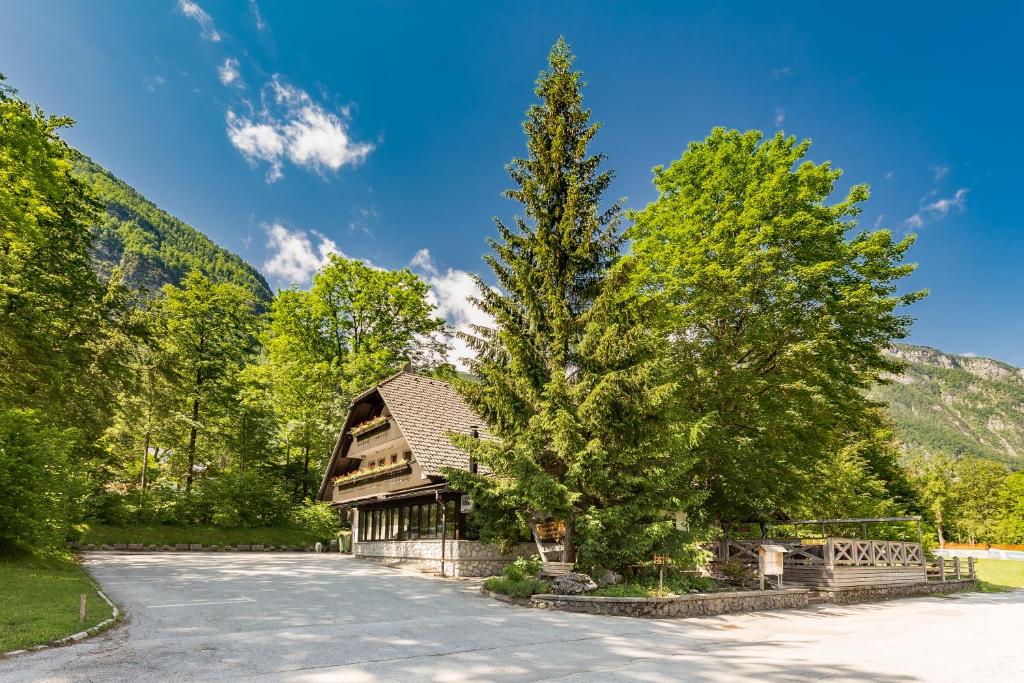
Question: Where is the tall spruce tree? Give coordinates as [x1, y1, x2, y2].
[448, 40, 700, 573]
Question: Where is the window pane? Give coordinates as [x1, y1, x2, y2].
[410, 505, 420, 539]
[445, 500, 456, 536]
[428, 504, 438, 538]
[391, 507, 399, 539]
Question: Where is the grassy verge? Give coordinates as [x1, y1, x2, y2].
[973, 558, 1024, 592]
[0, 553, 111, 653]
[76, 523, 326, 548]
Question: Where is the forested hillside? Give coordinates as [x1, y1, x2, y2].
[874, 345, 1024, 469]
[74, 156, 272, 302]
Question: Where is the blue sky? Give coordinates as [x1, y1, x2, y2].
[2, 2, 1022, 363]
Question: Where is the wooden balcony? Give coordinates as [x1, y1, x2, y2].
[348, 418, 401, 458]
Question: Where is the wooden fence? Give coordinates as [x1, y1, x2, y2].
[720, 538, 925, 568]
[926, 556, 976, 582]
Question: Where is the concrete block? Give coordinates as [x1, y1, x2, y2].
[128, 543, 144, 551]
[189, 544, 202, 551]
[236, 544, 251, 551]
[175, 543, 189, 551]
[250, 544, 264, 552]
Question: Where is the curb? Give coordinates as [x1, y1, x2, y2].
[0, 580, 121, 660]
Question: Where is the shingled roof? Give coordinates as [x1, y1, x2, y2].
[378, 372, 488, 477]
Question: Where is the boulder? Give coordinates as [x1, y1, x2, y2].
[208, 545, 220, 552]
[250, 544, 264, 552]
[175, 543, 189, 551]
[100, 544, 110, 551]
[551, 572, 598, 595]
[236, 544, 251, 551]
[128, 543, 144, 551]
[148, 545, 158, 551]
[594, 569, 622, 587]
[161, 545, 172, 551]
[86, 544, 96, 551]
[112, 543, 128, 551]
[189, 543, 203, 551]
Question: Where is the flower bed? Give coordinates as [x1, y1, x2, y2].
[349, 415, 388, 437]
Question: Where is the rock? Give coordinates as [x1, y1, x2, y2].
[128, 543, 144, 551]
[551, 572, 598, 595]
[86, 544, 96, 551]
[148, 545, 158, 551]
[175, 543, 189, 551]
[594, 569, 622, 587]
[251, 544, 264, 552]
[161, 545, 172, 551]
[292, 546, 304, 552]
[112, 543, 128, 551]
[236, 544, 251, 551]
[208, 544, 219, 552]
[189, 543, 202, 551]
[100, 544, 109, 551]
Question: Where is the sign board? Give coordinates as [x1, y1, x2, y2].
[653, 554, 671, 565]
[460, 494, 474, 513]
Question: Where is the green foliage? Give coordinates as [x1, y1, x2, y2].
[0, 553, 112, 652]
[0, 411, 78, 552]
[500, 555, 542, 582]
[449, 39, 700, 573]
[626, 127, 924, 525]
[288, 500, 339, 538]
[74, 156, 272, 302]
[719, 559, 759, 589]
[999, 472, 1024, 543]
[483, 575, 551, 599]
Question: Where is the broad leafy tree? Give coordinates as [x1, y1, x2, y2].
[626, 128, 925, 526]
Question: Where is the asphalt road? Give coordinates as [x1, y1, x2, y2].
[2, 553, 1022, 682]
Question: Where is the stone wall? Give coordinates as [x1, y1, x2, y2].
[817, 579, 977, 605]
[529, 588, 809, 618]
[353, 539, 535, 577]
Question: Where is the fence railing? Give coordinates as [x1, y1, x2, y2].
[720, 538, 925, 568]
[927, 556, 976, 582]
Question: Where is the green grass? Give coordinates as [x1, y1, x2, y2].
[0, 553, 112, 652]
[589, 574, 718, 598]
[973, 559, 1024, 592]
[76, 523, 326, 548]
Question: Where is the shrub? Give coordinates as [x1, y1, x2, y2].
[0, 410, 77, 552]
[484, 576, 550, 599]
[720, 559, 758, 588]
[501, 555, 542, 582]
[289, 500, 338, 538]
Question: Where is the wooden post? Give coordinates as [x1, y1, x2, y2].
[953, 557, 961, 580]
[659, 565, 665, 594]
[968, 556, 975, 579]
[861, 522, 868, 539]
[79, 594, 87, 623]
[939, 558, 946, 582]
[825, 537, 835, 567]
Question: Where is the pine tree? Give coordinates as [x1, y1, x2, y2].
[449, 40, 700, 573]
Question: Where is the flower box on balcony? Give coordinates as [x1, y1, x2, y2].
[349, 415, 389, 438]
[333, 461, 411, 489]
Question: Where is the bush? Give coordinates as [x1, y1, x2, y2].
[719, 559, 758, 588]
[484, 576, 550, 599]
[289, 500, 338, 538]
[0, 410, 77, 552]
[185, 470, 293, 527]
[501, 555, 542, 582]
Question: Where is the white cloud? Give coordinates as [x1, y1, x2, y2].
[249, 0, 266, 30]
[226, 76, 373, 182]
[930, 164, 950, 181]
[262, 223, 342, 283]
[178, 0, 221, 42]
[772, 66, 794, 79]
[903, 188, 969, 229]
[143, 75, 166, 91]
[218, 58, 241, 86]
[410, 249, 493, 370]
[884, 170, 895, 179]
[774, 107, 785, 128]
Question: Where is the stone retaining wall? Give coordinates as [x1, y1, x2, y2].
[353, 540, 535, 577]
[817, 579, 977, 605]
[528, 588, 809, 618]
[73, 542, 317, 552]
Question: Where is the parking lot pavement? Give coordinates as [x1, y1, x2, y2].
[2, 552, 1022, 682]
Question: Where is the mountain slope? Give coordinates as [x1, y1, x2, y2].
[74, 155, 272, 302]
[872, 344, 1024, 469]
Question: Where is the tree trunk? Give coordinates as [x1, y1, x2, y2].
[936, 508, 946, 549]
[185, 397, 199, 493]
[562, 510, 575, 564]
[302, 442, 310, 498]
[141, 431, 150, 494]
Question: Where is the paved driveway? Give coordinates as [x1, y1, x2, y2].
[2, 553, 1022, 682]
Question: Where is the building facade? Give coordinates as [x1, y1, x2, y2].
[317, 371, 533, 576]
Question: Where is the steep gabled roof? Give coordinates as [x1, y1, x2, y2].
[317, 371, 487, 500]
[378, 372, 488, 477]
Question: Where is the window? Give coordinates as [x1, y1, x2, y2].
[403, 451, 412, 462]
[378, 458, 385, 467]
[391, 454, 398, 465]
[359, 500, 452, 542]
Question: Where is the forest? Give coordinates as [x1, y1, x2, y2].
[1, 39, 1022, 569]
